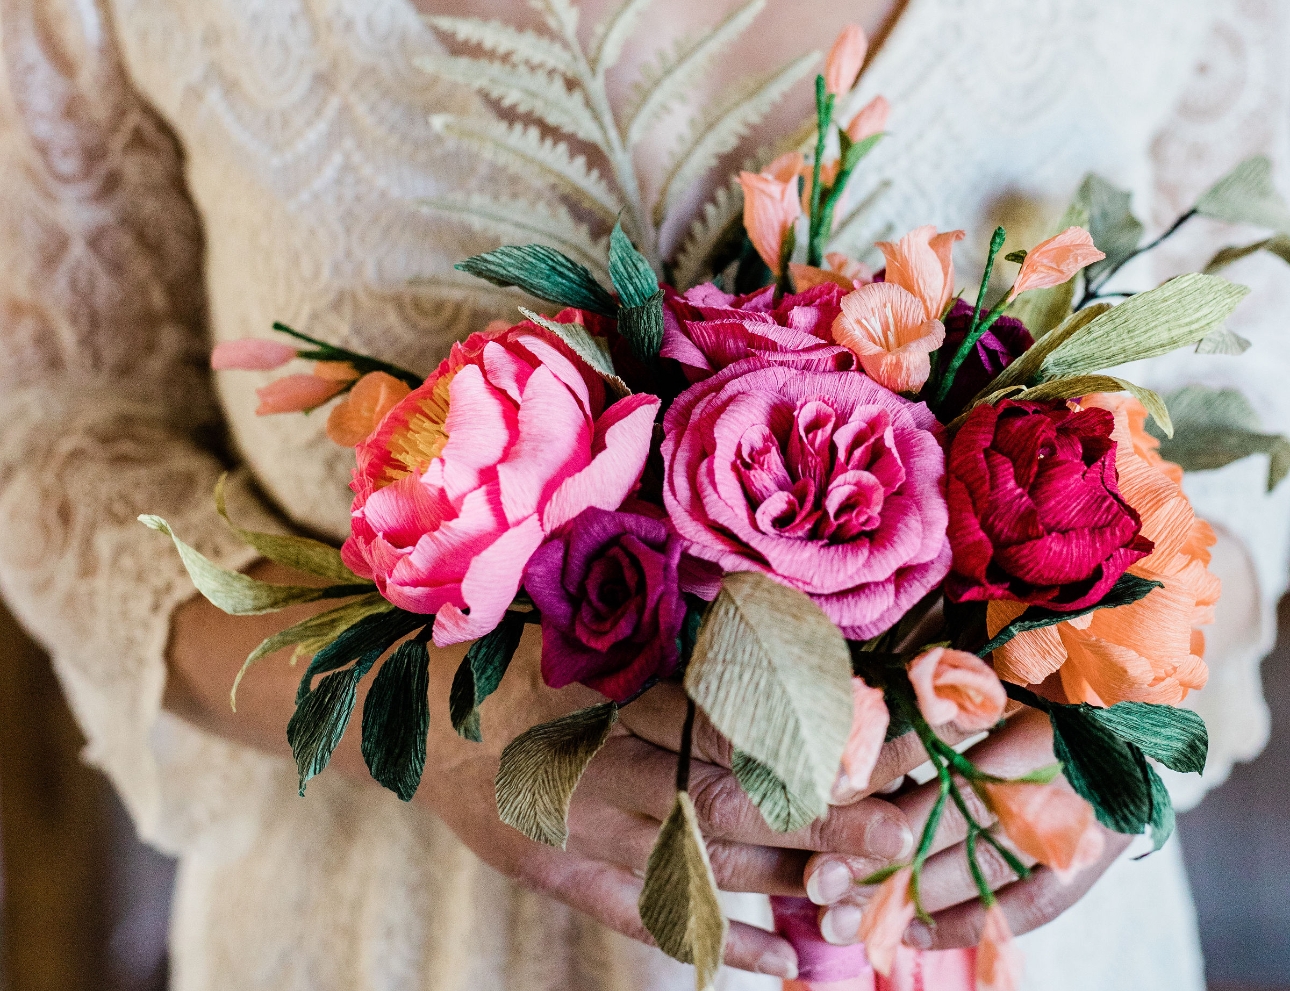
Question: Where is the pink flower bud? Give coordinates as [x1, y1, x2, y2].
[1009, 227, 1105, 299]
[977, 904, 1025, 991]
[980, 780, 1106, 884]
[824, 24, 868, 96]
[846, 94, 890, 142]
[254, 374, 346, 415]
[856, 866, 915, 976]
[833, 677, 889, 802]
[211, 338, 297, 371]
[907, 646, 1007, 732]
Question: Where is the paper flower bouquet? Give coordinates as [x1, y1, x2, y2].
[144, 4, 1290, 989]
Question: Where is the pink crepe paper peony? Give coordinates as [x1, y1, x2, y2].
[824, 24, 868, 95]
[341, 318, 658, 647]
[846, 95, 890, 143]
[980, 779, 1105, 884]
[662, 360, 950, 640]
[907, 646, 1006, 732]
[976, 904, 1024, 991]
[832, 282, 946, 393]
[1009, 227, 1105, 299]
[211, 338, 298, 370]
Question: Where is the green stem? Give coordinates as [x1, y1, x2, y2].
[934, 227, 1006, 407]
[909, 718, 952, 923]
[807, 75, 835, 267]
[676, 697, 697, 793]
[965, 830, 997, 908]
[273, 322, 424, 388]
[1077, 208, 1197, 309]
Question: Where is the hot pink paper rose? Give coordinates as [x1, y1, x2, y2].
[662, 360, 950, 639]
[342, 320, 659, 646]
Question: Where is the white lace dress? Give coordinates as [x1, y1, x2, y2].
[0, 0, 1286, 988]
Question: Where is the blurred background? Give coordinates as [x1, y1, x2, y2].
[1, 592, 1288, 991]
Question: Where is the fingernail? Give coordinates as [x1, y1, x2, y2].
[830, 772, 862, 805]
[865, 814, 915, 862]
[755, 948, 798, 980]
[905, 919, 934, 950]
[806, 859, 852, 905]
[820, 903, 863, 946]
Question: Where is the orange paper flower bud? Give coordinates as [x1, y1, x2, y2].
[846, 94, 890, 142]
[832, 282, 945, 393]
[908, 646, 1007, 732]
[1009, 227, 1105, 299]
[739, 166, 803, 276]
[312, 360, 362, 382]
[976, 904, 1025, 991]
[981, 780, 1105, 884]
[255, 374, 346, 415]
[326, 371, 413, 447]
[824, 24, 868, 95]
[211, 338, 297, 370]
[856, 866, 916, 976]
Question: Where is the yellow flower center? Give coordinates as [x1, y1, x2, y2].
[381, 371, 455, 487]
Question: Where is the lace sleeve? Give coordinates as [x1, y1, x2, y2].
[0, 0, 284, 851]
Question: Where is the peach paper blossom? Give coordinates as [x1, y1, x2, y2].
[254, 374, 347, 415]
[832, 281, 945, 393]
[326, 371, 412, 447]
[1008, 227, 1105, 299]
[988, 395, 1218, 706]
[824, 24, 868, 95]
[311, 360, 362, 382]
[876, 225, 965, 321]
[907, 646, 1006, 732]
[976, 904, 1024, 991]
[857, 866, 916, 976]
[846, 95, 890, 142]
[790, 253, 874, 293]
[837, 677, 890, 798]
[740, 153, 803, 276]
[211, 338, 297, 370]
[980, 780, 1105, 884]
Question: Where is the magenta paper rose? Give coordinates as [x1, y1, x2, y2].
[661, 282, 856, 382]
[662, 359, 951, 639]
[945, 399, 1151, 611]
[342, 320, 659, 646]
[523, 507, 684, 702]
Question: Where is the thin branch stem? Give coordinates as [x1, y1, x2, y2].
[934, 227, 1007, 408]
[1076, 208, 1197, 309]
[676, 697, 697, 792]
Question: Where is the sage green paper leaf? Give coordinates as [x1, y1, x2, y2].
[1018, 375, 1172, 437]
[520, 307, 631, 397]
[287, 658, 375, 795]
[980, 573, 1162, 657]
[1038, 274, 1249, 381]
[684, 572, 853, 818]
[232, 593, 393, 710]
[361, 639, 432, 801]
[638, 791, 728, 989]
[1203, 233, 1290, 275]
[1195, 328, 1252, 355]
[214, 476, 368, 584]
[1009, 762, 1064, 785]
[1195, 156, 1290, 231]
[609, 219, 659, 306]
[974, 303, 1112, 402]
[731, 749, 817, 833]
[457, 244, 617, 316]
[1152, 385, 1290, 492]
[1076, 174, 1144, 285]
[138, 515, 369, 616]
[1088, 702, 1208, 774]
[450, 611, 527, 742]
[495, 701, 618, 848]
[1144, 761, 1176, 851]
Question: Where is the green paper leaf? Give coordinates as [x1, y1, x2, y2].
[1076, 174, 1144, 285]
[361, 639, 431, 801]
[1152, 384, 1290, 492]
[974, 303, 1111, 402]
[609, 219, 659, 306]
[839, 131, 883, 173]
[1194, 327, 1252, 355]
[450, 611, 527, 742]
[233, 593, 394, 710]
[1048, 703, 1153, 834]
[1010, 762, 1064, 785]
[1203, 233, 1290, 275]
[980, 573, 1163, 657]
[1088, 702, 1208, 774]
[1018, 375, 1172, 437]
[638, 791, 728, 989]
[1195, 156, 1290, 231]
[1144, 760, 1176, 851]
[684, 572, 853, 821]
[495, 701, 618, 848]
[519, 307, 631, 397]
[287, 658, 374, 795]
[618, 291, 665, 364]
[1038, 274, 1249, 381]
[139, 515, 370, 616]
[1004, 249, 1028, 264]
[731, 749, 817, 833]
[457, 244, 618, 316]
[297, 608, 428, 705]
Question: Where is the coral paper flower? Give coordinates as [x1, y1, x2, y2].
[832, 281, 946, 393]
[824, 24, 867, 95]
[342, 319, 659, 646]
[1009, 227, 1105, 299]
[790, 253, 874, 293]
[846, 94, 890, 142]
[326, 371, 412, 447]
[740, 153, 803, 276]
[212, 338, 297, 370]
[254, 374, 347, 415]
[945, 399, 1152, 611]
[987, 395, 1218, 706]
[857, 866, 916, 976]
[876, 225, 965, 321]
[925, 298, 1033, 416]
[523, 507, 685, 703]
[662, 360, 950, 640]
[976, 904, 1024, 991]
[661, 282, 854, 381]
[838, 677, 890, 798]
[980, 780, 1105, 884]
[907, 646, 1006, 732]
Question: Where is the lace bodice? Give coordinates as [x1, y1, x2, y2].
[0, 1, 1285, 989]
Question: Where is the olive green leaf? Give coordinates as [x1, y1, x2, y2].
[495, 701, 618, 848]
[214, 475, 367, 584]
[638, 791, 728, 989]
[1150, 384, 1290, 492]
[450, 610, 527, 742]
[361, 639, 432, 801]
[731, 749, 817, 833]
[1203, 233, 1290, 275]
[1076, 174, 1144, 285]
[974, 303, 1112, 402]
[1194, 328, 1252, 355]
[457, 244, 618, 316]
[138, 515, 370, 616]
[520, 307, 631, 397]
[1018, 375, 1172, 436]
[1038, 274, 1249, 381]
[684, 572, 853, 821]
[1195, 156, 1290, 232]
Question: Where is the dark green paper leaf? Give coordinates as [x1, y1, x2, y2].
[297, 608, 427, 704]
[361, 639, 431, 801]
[1087, 702, 1208, 774]
[1049, 703, 1153, 834]
[618, 290, 665, 364]
[608, 220, 659, 307]
[1004, 249, 1028, 264]
[731, 749, 816, 833]
[287, 659, 373, 795]
[979, 573, 1163, 656]
[450, 611, 527, 742]
[457, 244, 618, 316]
[1144, 760, 1176, 851]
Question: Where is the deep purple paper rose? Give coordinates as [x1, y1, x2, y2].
[661, 282, 856, 381]
[945, 399, 1152, 611]
[925, 299, 1034, 415]
[523, 507, 685, 702]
